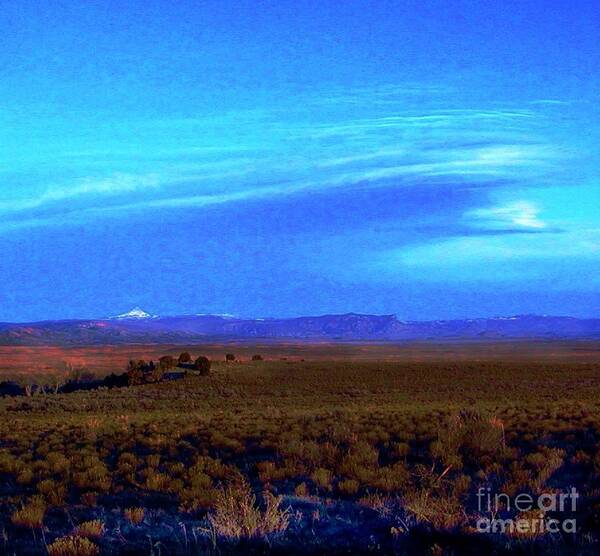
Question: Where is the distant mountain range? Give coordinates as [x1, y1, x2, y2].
[1, 309, 600, 345]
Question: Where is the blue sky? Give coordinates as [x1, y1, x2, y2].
[1, 0, 599, 321]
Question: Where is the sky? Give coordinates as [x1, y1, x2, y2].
[1, 0, 599, 322]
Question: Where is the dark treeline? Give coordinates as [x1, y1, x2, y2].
[0, 351, 213, 398]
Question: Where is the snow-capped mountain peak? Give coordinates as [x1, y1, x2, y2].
[114, 307, 154, 319]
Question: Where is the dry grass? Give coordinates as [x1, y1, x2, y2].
[1, 354, 600, 553]
[10, 497, 45, 529]
[73, 520, 105, 540]
[207, 479, 290, 540]
[124, 507, 145, 525]
[46, 536, 100, 556]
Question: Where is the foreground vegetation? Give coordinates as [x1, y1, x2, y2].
[2, 355, 600, 554]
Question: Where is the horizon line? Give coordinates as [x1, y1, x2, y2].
[0, 310, 594, 326]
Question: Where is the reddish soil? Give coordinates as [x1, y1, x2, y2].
[1, 340, 600, 377]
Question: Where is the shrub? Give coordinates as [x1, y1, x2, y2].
[178, 352, 192, 364]
[127, 359, 145, 372]
[433, 409, 505, 466]
[47, 452, 71, 475]
[369, 463, 411, 493]
[74, 520, 105, 540]
[403, 490, 465, 530]
[38, 478, 67, 506]
[16, 468, 34, 485]
[72, 458, 111, 492]
[145, 365, 165, 384]
[126, 361, 145, 386]
[294, 482, 309, 497]
[47, 535, 99, 556]
[358, 493, 394, 518]
[311, 468, 333, 491]
[207, 479, 290, 540]
[124, 507, 145, 525]
[337, 478, 360, 496]
[251, 355, 263, 361]
[225, 353, 236, 362]
[147, 454, 161, 468]
[179, 468, 217, 513]
[338, 442, 379, 482]
[144, 471, 171, 492]
[194, 356, 211, 375]
[158, 355, 177, 370]
[11, 497, 46, 529]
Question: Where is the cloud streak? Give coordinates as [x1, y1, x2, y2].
[378, 228, 600, 284]
[468, 201, 547, 230]
[0, 84, 574, 236]
[0, 173, 161, 214]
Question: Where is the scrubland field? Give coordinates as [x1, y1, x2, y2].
[2, 344, 600, 554]
[2, 340, 600, 375]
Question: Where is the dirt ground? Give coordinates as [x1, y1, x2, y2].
[1, 340, 600, 377]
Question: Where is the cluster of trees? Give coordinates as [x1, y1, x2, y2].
[176, 352, 211, 374]
[1, 350, 271, 399]
[125, 352, 211, 386]
[225, 353, 263, 361]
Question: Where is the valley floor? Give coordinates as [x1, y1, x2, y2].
[2, 347, 600, 554]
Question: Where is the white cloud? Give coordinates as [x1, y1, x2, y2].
[0, 85, 570, 234]
[0, 173, 161, 213]
[468, 201, 547, 229]
[44, 173, 161, 201]
[317, 148, 407, 167]
[529, 99, 571, 106]
[376, 229, 600, 283]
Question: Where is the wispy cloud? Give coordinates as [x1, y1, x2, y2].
[0, 84, 573, 235]
[377, 228, 600, 284]
[0, 173, 161, 213]
[529, 99, 572, 106]
[298, 109, 538, 140]
[468, 201, 547, 230]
